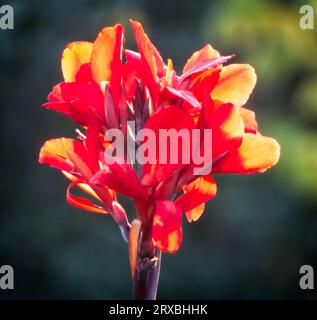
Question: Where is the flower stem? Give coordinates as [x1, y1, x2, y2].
[132, 250, 161, 300]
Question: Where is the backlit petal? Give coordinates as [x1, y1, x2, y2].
[240, 107, 258, 133]
[62, 41, 93, 82]
[39, 138, 86, 173]
[183, 44, 220, 73]
[211, 64, 257, 107]
[62, 171, 101, 200]
[130, 20, 163, 105]
[179, 55, 233, 84]
[199, 101, 244, 160]
[213, 133, 281, 173]
[66, 181, 108, 214]
[175, 175, 217, 214]
[185, 203, 205, 223]
[91, 24, 124, 104]
[130, 20, 164, 80]
[152, 201, 182, 253]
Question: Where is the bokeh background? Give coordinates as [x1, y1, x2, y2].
[1, 0, 317, 299]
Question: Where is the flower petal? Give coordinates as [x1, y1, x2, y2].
[129, 219, 142, 278]
[66, 181, 108, 214]
[45, 81, 104, 125]
[39, 138, 86, 173]
[61, 41, 93, 82]
[91, 161, 147, 198]
[112, 201, 129, 229]
[211, 104, 244, 159]
[183, 44, 220, 73]
[152, 200, 182, 253]
[211, 64, 257, 107]
[91, 24, 124, 104]
[130, 20, 163, 105]
[85, 113, 101, 172]
[240, 107, 258, 133]
[42, 101, 72, 118]
[122, 57, 139, 101]
[175, 175, 217, 215]
[143, 106, 196, 182]
[63, 171, 101, 199]
[165, 86, 201, 109]
[189, 69, 221, 102]
[199, 100, 244, 160]
[179, 55, 233, 84]
[185, 203, 205, 223]
[130, 20, 165, 80]
[213, 133, 281, 173]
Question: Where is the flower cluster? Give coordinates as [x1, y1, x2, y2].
[39, 21, 280, 260]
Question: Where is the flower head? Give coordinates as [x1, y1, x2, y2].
[39, 20, 280, 260]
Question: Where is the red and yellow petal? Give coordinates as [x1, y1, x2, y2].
[130, 20, 163, 106]
[175, 175, 217, 218]
[213, 133, 280, 174]
[130, 20, 164, 80]
[185, 203, 205, 223]
[39, 138, 87, 173]
[91, 24, 124, 83]
[211, 64, 257, 107]
[240, 107, 258, 133]
[183, 44, 220, 74]
[66, 181, 108, 214]
[62, 41, 93, 82]
[63, 171, 101, 200]
[180, 55, 232, 84]
[189, 68, 221, 102]
[91, 24, 124, 105]
[152, 200, 182, 253]
[199, 101, 244, 160]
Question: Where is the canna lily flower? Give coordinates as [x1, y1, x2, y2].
[39, 20, 280, 300]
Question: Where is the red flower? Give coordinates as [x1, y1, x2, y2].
[39, 20, 280, 263]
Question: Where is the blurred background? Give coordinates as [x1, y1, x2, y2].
[1, 0, 317, 299]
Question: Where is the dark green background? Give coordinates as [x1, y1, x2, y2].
[1, 0, 317, 299]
